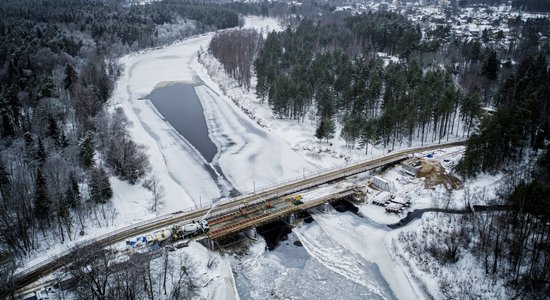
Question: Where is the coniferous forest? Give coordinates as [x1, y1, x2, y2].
[209, 6, 550, 296]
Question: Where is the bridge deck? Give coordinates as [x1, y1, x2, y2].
[9, 141, 465, 297]
[205, 189, 355, 240]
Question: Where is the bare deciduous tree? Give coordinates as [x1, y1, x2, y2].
[143, 175, 166, 213]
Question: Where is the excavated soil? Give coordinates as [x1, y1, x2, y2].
[416, 159, 463, 190]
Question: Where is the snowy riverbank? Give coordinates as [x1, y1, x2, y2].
[20, 16, 501, 300]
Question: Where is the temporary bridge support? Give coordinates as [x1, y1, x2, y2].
[199, 238, 216, 251]
[246, 227, 257, 239]
[286, 213, 296, 225]
[321, 202, 330, 213]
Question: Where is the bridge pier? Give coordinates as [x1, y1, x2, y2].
[246, 227, 257, 239]
[287, 213, 296, 225]
[352, 191, 367, 204]
[208, 239, 216, 251]
[321, 202, 330, 213]
[199, 238, 216, 251]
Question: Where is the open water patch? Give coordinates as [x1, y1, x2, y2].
[331, 199, 362, 216]
[146, 83, 217, 162]
[256, 220, 293, 251]
[388, 205, 512, 229]
[296, 210, 314, 223]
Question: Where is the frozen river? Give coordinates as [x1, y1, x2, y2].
[112, 16, 424, 300]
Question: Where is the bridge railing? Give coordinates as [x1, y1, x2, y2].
[209, 141, 465, 220]
[230, 140, 466, 200]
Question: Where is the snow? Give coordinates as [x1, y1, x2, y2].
[241, 16, 284, 35]
[231, 227, 392, 300]
[17, 17, 295, 297]
[100, 16, 319, 298]
[307, 212, 424, 300]
[195, 84, 315, 193]
[111, 16, 481, 300]
[17, 14, 509, 300]
[199, 44, 467, 171]
[388, 213, 510, 298]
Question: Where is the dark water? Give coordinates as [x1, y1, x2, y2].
[147, 83, 217, 162]
[296, 210, 314, 223]
[256, 220, 293, 251]
[331, 199, 360, 214]
[388, 205, 511, 229]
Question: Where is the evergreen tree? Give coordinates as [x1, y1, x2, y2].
[65, 174, 81, 209]
[0, 84, 20, 137]
[64, 64, 77, 91]
[315, 117, 335, 142]
[90, 166, 112, 204]
[36, 138, 46, 164]
[79, 132, 95, 168]
[34, 168, 51, 225]
[0, 158, 9, 202]
[482, 50, 499, 80]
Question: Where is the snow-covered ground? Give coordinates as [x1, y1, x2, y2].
[20, 16, 506, 300]
[19, 17, 299, 297]
[106, 15, 490, 300]
[388, 213, 510, 299]
[199, 28, 467, 171]
[107, 15, 430, 300]
[110, 15, 315, 215]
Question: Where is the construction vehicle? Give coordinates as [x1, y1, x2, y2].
[285, 194, 303, 202]
[173, 220, 209, 239]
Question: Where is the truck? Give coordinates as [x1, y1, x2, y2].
[173, 220, 209, 239]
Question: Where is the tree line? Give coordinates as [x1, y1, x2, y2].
[209, 29, 263, 91]
[206, 6, 550, 296]
[0, 0, 241, 296]
[250, 14, 481, 150]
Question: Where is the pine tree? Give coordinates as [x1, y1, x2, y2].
[315, 117, 335, 142]
[65, 174, 81, 209]
[64, 63, 77, 91]
[79, 132, 95, 168]
[36, 138, 46, 164]
[315, 119, 326, 140]
[34, 168, 51, 225]
[482, 50, 499, 80]
[90, 167, 112, 204]
[47, 116, 59, 139]
[0, 158, 10, 202]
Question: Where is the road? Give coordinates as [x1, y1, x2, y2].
[9, 140, 464, 297]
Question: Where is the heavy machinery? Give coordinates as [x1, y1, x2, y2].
[173, 219, 209, 239]
[285, 194, 303, 205]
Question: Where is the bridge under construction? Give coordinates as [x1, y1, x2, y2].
[10, 141, 465, 298]
[203, 183, 360, 243]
